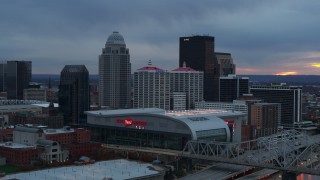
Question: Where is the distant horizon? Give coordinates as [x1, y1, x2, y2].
[32, 74, 320, 76]
[31, 74, 320, 86]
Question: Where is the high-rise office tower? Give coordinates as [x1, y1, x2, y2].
[219, 74, 249, 102]
[0, 61, 7, 92]
[213, 53, 236, 101]
[179, 35, 235, 101]
[250, 84, 302, 125]
[179, 36, 215, 101]
[133, 63, 170, 110]
[59, 65, 89, 125]
[250, 103, 281, 138]
[7, 61, 32, 100]
[171, 63, 204, 109]
[99, 32, 131, 109]
[214, 53, 236, 76]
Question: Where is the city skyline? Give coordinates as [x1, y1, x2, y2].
[1, 0, 320, 75]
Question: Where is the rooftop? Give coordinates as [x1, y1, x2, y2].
[165, 109, 245, 118]
[137, 66, 164, 71]
[220, 74, 249, 79]
[31, 103, 59, 108]
[15, 125, 75, 135]
[43, 127, 74, 135]
[1, 159, 162, 180]
[0, 142, 36, 149]
[86, 108, 165, 116]
[61, 65, 88, 73]
[86, 108, 245, 118]
[172, 67, 197, 72]
[166, 109, 229, 116]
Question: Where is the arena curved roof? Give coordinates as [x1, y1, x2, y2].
[170, 115, 231, 140]
[86, 108, 232, 140]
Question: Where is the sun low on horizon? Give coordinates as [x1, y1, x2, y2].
[311, 63, 320, 68]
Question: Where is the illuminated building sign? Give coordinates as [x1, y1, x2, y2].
[225, 120, 236, 129]
[116, 118, 147, 128]
[225, 120, 235, 124]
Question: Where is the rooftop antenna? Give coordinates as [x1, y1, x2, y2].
[48, 75, 52, 89]
[47, 75, 52, 102]
[183, 61, 187, 68]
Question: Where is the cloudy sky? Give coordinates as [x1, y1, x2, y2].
[1, 0, 320, 75]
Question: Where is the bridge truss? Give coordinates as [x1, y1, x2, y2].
[182, 129, 320, 175]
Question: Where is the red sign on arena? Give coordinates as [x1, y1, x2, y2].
[116, 118, 147, 127]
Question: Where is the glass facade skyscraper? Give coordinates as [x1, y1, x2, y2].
[0, 61, 7, 92]
[219, 75, 249, 102]
[179, 36, 235, 101]
[179, 36, 215, 101]
[250, 84, 302, 125]
[6, 61, 32, 100]
[59, 65, 89, 125]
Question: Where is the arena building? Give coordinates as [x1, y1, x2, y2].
[85, 108, 246, 150]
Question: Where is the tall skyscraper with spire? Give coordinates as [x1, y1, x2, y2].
[99, 32, 131, 109]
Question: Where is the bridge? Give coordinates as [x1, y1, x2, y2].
[182, 129, 320, 175]
[102, 129, 320, 175]
[102, 144, 181, 157]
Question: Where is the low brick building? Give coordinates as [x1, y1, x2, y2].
[0, 142, 40, 165]
[0, 125, 101, 165]
[65, 142, 101, 160]
[45, 127, 100, 160]
[0, 128, 13, 142]
[45, 127, 90, 144]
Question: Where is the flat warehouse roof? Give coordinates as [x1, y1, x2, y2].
[1, 159, 161, 180]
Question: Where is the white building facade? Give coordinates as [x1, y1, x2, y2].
[37, 139, 69, 163]
[195, 101, 248, 113]
[133, 66, 170, 110]
[13, 125, 69, 163]
[171, 66, 203, 109]
[171, 92, 186, 110]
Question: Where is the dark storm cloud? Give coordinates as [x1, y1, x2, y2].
[1, 0, 320, 74]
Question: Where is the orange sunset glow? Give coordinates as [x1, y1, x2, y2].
[275, 71, 298, 76]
